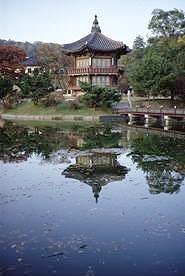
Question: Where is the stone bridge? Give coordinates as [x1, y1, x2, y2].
[112, 105, 185, 129]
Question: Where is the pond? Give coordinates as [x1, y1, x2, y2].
[0, 120, 185, 276]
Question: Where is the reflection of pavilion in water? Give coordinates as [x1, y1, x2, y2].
[62, 151, 128, 202]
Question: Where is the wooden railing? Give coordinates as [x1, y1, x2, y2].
[67, 85, 80, 91]
[66, 66, 119, 75]
[113, 106, 185, 117]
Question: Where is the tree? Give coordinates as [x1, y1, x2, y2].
[120, 9, 185, 101]
[80, 82, 121, 108]
[132, 35, 145, 58]
[174, 76, 185, 101]
[0, 39, 36, 56]
[35, 42, 73, 89]
[35, 42, 73, 70]
[0, 45, 26, 79]
[118, 35, 145, 91]
[148, 8, 185, 38]
[128, 44, 164, 97]
[19, 71, 52, 104]
[0, 77, 13, 107]
[155, 38, 185, 100]
[128, 37, 185, 101]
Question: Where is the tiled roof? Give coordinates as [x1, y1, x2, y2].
[63, 15, 129, 54]
[63, 32, 128, 53]
[21, 56, 38, 66]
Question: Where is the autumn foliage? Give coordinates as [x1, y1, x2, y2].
[35, 42, 73, 71]
[0, 45, 26, 79]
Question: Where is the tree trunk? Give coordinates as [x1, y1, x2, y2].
[171, 90, 175, 103]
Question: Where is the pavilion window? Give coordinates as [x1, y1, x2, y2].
[92, 76, 109, 87]
[76, 58, 89, 68]
[92, 58, 111, 68]
[76, 76, 89, 85]
[34, 67, 39, 74]
[102, 59, 106, 67]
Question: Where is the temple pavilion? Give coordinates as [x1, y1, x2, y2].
[63, 15, 130, 96]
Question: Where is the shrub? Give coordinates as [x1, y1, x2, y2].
[40, 91, 64, 107]
[80, 82, 121, 108]
[19, 71, 52, 104]
[68, 100, 82, 110]
[0, 77, 12, 107]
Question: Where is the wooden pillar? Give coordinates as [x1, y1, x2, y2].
[74, 56, 77, 67]
[89, 75, 92, 85]
[109, 76, 112, 86]
[89, 57, 92, 66]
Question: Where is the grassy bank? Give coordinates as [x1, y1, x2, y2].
[2, 98, 184, 117]
[4, 101, 111, 116]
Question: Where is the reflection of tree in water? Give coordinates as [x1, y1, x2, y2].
[83, 127, 122, 149]
[62, 151, 129, 202]
[0, 121, 71, 162]
[0, 122, 123, 163]
[3, 120, 184, 193]
[146, 169, 184, 194]
[133, 156, 184, 194]
[0, 121, 30, 162]
[130, 134, 185, 194]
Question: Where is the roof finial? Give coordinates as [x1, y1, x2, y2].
[91, 14, 101, 33]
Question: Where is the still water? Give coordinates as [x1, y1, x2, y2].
[0, 120, 185, 276]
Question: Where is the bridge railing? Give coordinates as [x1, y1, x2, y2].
[113, 106, 185, 115]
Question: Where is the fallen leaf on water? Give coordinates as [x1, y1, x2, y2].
[79, 244, 87, 249]
[46, 252, 64, 258]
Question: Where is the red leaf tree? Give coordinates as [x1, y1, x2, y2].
[0, 45, 26, 79]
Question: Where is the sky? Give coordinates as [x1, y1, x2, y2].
[0, 0, 185, 47]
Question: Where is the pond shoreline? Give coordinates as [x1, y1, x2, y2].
[0, 113, 131, 124]
[1, 113, 185, 139]
[0, 113, 102, 121]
